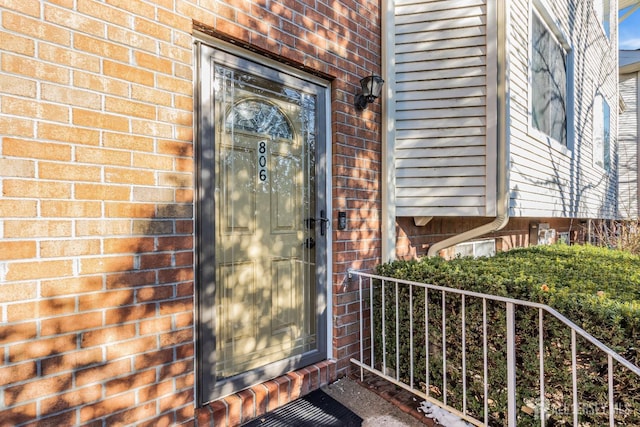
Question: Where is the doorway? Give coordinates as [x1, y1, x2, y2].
[196, 43, 330, 402]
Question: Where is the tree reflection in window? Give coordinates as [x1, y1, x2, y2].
[531, 12, 568, 146]
[226, 100, 293, 140]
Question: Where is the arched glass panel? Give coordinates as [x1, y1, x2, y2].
[225, 99, 293, 140]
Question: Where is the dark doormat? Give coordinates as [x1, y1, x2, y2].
[241, 389, 363, 427]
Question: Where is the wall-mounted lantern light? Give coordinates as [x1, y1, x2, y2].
[354, 75, 384, 111]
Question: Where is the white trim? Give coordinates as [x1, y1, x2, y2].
[324, 84, 333, 360]
[381, 0, 397, 262]
[485, 0, 498, 217]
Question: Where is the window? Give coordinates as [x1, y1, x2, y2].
[531, 11, 568, 146]
[593, 94, 611, 171]
[454, 239, 496, 258]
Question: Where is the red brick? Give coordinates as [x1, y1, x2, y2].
[39, 162, 101, 182]
[75, 183, 130, 201]
[140, 316, 171, 335]
[137, 378, 173, 403]
[39, 42, 100, 72]
[106, 96, 156, 119]
[73, 71, 129, 97]
[1, 402, 37, 426]
[7, 296, 75, 322]
[158, 297, 192, 315]
[40, 384, 102, 414]
[0, 241, 36, 261]
[78, 290, 134, 311]
[0, 200, 37, 218]
[40, 200, 102, 217]
[104, 170, 155, 186]
[160, 389, 194, 413]
[4, 179, 71, 199]
[2, 96, 69, 123]
[0, 158, 35, 178]
[105, 369, 156, 396]
[75, 359, 132, 387]
[77, 0, 131, 27]
[209, 400, 227, 426]
[80, 324, 136, 348]
[106, 402, 157, 426]
[39, 238, 100, 257]
[159, 328, 193, 347]
[76, 219, 131, 237]
[4, 373, 72, 405]
[73, 108, 129, 132]
[106, 336, 158, 360]
[41, 347, 103, 376]
[107, 25, 156, 53]
[224, 394, 242, 427]
[0, 115, 34, 137]
[236, 389, 255, 424]
[158, 267, 193, 284]
[2, 54, 69, 85]
[156, 357, 190, 379]
[134, 51, 172, 74]
[80, 255, 135, 274]
[74, 33, 129, 62]
[41, 276, 103, 297]
[3, 12, 70, 46]
[0, 75, 36, 98]
[6, 260, 73, 281]
[175, 372, 194, 391]
[41, 312, 103, 336]
[79, 391, 136, 422]
[104, 60, 154, 86]
[0, 362, 37, 386]
[106, 270, 156, 289]
[44, 3, 105, 36]
[3, 138, 71, 161]
[104, 237, 155, 254]
[253, 384, 269, 418]
[134, 348, 174, 370]
[136, 285, 173, 302]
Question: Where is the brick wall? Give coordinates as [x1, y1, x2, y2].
[396, 217, 584, 259]
[0, 0, 382, 425]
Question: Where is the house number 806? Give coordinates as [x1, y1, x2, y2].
[258, 141, 267, 182]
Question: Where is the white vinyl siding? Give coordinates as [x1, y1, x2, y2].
[389, 0, 618, 220]
[393, 0, 492, 218]
[619, 71, 639, 219]
[508, 0, 618, 219]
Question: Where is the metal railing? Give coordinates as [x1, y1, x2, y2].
[348, 269, 640, 426]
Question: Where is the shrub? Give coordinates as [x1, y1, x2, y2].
[372, 244, 640, 426]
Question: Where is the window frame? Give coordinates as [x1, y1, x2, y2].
[593, 92, 612, 172]
[528, 1, 574, 152]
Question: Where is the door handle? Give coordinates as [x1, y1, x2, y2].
[304, 210, 330, 236]
[317, 210, 330, 236]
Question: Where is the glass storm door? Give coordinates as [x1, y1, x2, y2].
[197, 44, 328, 402]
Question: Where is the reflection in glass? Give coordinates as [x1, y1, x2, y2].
[531, 12, 567, 146]
[213, 64, 318, 381]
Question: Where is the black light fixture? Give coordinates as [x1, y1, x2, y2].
[354, 75, 384, 110]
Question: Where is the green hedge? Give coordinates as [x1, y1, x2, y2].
[373, 244, 640, 426]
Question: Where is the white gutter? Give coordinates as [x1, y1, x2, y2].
[427, 0, 510, 257]
[381, 0, 397, 262]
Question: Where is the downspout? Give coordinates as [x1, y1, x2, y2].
[427, 0, 510, 257]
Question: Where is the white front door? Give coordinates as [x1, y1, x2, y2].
[197, 43, 329, 402]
